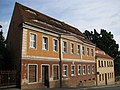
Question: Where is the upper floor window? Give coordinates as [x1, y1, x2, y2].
[78, 65, 81, 75]
[104, 61, 106, 67]
[82, 46, 85, 56]
[53, 39, 58, 52]
[92, 65, 95, 74]
[101, 61, 103, 67]
[63, 65, 68, 77]
[88, 65, 90, 74]
[43, 37, 48, 50]
[71, 43, 74, 54]
[71, 65, 75, 76]
[87, 48, 90, 56]
[77, 45, 81, 55]
[91, 49, 94, 56]
[30, 33, 36, 48]
[63, 41, 67, 53]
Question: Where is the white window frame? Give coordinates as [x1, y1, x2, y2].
[53, 39, 58, 52]
[71, 65, 75, 76]
[42, 36, 48, 50]
[83, 65, 86, 75]
[82, 46, 85, 56]
[28, 64, 38, 84]
[63, 41, 67, 53]
[70, 43, 74, 54]
[78, 64, 81, 75]
[63, 64, 68, 77]
[87, 48, 90, 56]
[91, 49, 94, 56]
[92, 65, 95, 74]
[77, 45, 81, 55]
[88, 65, 90, 75]
[30, 33, 36, 48]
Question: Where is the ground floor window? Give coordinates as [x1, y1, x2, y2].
[28, 64, 37, 83]
[71, 65, 75, 76]
[63, 65, 68, 77]
[53, 65, 59, 80]
[83, 65, 86, 75]
[78, 65, 81, 75]
[99, 74, 101, 81]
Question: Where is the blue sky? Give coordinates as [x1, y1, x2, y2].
[0, 0, 120, 49]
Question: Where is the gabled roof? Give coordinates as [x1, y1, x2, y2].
[95, 47, 113, 59]
[15, 2, 95, 45]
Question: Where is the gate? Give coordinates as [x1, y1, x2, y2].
[0, 71, 16, 87]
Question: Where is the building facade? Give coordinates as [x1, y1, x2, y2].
[95, 48, 115, 86]
[6, 2, 96, 89]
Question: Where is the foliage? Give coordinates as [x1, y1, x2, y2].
[83, 29, 120, 76]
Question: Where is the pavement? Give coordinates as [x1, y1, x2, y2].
[0, 82, 120, 90]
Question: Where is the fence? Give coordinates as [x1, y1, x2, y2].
[0, 70, 16, 87]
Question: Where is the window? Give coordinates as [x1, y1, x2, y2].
[83, 65, 86, 75]
[71, 65, 75, 76]
[98, 60, 100, 67]
[78, 65, 81, 75]
[92, 65, 95, 74]
[82, 46, 85, 56]
[53, 65, 59, 80]
[107, 61, 109, 67]
[101, 61, 103, 67]
[71, 43, 74, 54]
[43, 37, 48, 50]
[28, 65, 37, 83]
[63, 65, 68, 77]
[91, 49, 94, 56]
[77, 45, 81, 55]
[87, 48, 90, 56]
[99, 74, 101, 81]
[108, 73, 109, 79]
[53, 39, 58, 52]
[30, 33, 36, 48]
[88, 65, 90, 74]
[104, 61, 106, 67]
[102, 74, 104, 80]
[63, 41, 67, 53]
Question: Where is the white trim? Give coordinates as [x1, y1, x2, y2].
[83, 65, 86, 75]
[63, 64, 68, 77]
[87, 64, 90, 75]
[41, 64, 50, 82]
[52, 64, 59, 81]
[29, 32, 37, 49]
[70, 42, 74, 54]
[71, 64, 75, 76]
[62, 40, 68, 53]
[28, 64, 38, 84]
[42, 35, 49, 51]
[53, 38, 58, 52]
[22, 56, 95, 63]
[78, 64, 82, 75]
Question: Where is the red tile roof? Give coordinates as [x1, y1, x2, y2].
[95, 47, 113, 59]
[15, 2, 95, 46]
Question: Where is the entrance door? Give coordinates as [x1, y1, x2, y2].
[42, 65, 49, 88]
[105, 73, 107, 85]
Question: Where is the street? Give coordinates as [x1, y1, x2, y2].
[1, 85, 120, 90]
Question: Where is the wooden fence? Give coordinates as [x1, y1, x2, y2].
[0, 71, 16, 87]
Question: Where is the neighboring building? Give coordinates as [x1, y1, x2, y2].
[6, 2, 96, 89]
[95, 47, 115, 86]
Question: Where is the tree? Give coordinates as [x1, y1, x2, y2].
[83, 29, 120, 76]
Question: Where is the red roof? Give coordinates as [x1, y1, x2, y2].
[95, 47, 113, 59]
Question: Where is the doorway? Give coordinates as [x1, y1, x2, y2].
[42, 65, 49, 88]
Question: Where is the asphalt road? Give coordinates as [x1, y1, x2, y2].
[1, 85, 120, 90]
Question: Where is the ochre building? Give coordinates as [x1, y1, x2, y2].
[6, 2, 96, 89]
[95, 47, 115, 86]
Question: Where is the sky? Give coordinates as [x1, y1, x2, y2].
[0, 0, 120, 50]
